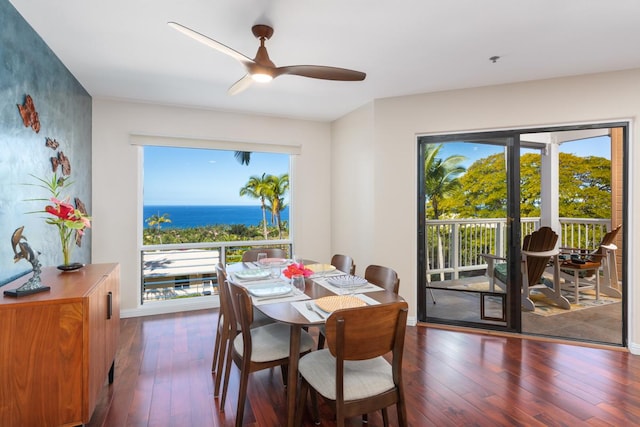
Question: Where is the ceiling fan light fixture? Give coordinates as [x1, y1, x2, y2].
[251, 72, 273, 83]
[169, 21, 366, 95]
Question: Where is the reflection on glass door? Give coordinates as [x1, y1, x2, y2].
[417, 137, 517, 329]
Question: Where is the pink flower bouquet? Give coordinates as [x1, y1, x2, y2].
[283, 263, 313, 279]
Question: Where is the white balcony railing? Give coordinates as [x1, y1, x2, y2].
[425, 218, 611, 281]
[139, 219, 612, 298]
[140, 240, 293, 302]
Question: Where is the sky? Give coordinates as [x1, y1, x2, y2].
[143, 147, 290, 205]
[436, 135, 611, 170]
[144, 135, 610, 205]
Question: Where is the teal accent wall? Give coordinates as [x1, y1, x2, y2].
[0, 0, 92, 284]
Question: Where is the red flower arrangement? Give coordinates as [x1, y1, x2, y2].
[45, 197, 91, 265]
[29, 173, 91, 266]
[283, 263, 313, 279]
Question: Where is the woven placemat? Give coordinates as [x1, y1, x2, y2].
[315, 295, 366, 312]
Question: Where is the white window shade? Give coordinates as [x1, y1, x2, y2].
[129, 134, 301, 155]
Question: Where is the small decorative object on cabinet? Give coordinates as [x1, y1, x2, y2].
[57, 262, 84, 272]
[0, 263, 120, 426]
[4, 226, 50, 297]
[35, 174, 91, 266]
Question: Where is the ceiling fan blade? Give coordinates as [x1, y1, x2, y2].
[228, 74, 254, 95]
[168, 22, 254, 67]
[274, 65, 366, 81]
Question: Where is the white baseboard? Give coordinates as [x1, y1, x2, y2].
[628, 340, 640, 355]
[120, 296, 220, 318]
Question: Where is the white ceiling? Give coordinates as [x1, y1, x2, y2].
[9, 0, 640, 122]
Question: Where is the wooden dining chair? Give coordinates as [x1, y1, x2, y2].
[331, 254, 356, 275]
[222, 281, 315, 426]
[212, 264, 232, 395]
[317, 264, 401, 351]
[241, 247, 287, 262]
[212, 264, 276, 403]
[364, 264, 400, 294]
[296, 301, 409, 427]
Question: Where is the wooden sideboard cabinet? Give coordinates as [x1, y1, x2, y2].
[0, 263, 120, 426]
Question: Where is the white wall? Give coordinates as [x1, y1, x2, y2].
[330, 102, 376, 271]
[93, 68, 640, 352]
[331, 68, 639, 351]
[92, 99, 332, 314]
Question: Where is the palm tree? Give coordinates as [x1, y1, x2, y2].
[424, 144, 466, 280]
[234, 151, 251, 165]
[145, 212, 171, 244]
[239, 173, 271, 239]
[424, 144, 466, 220]
[265, 173, 289, 239]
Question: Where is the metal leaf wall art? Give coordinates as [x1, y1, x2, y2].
[74, 197, 88, 246]
[17, 94, 40, 133]
[50, 151, 71, 176]
[45, 137, 60, 150]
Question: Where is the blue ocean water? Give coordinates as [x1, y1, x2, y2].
[143, 205, 289, 229]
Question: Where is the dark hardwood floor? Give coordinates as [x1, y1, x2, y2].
[87, 309, 640, 427]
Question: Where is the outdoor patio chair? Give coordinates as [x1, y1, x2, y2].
[295, 301, 409, 427]
[483, 226, 571, 312]
[556, 224, 622, 302]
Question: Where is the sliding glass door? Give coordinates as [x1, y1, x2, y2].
[417, 124, 627, 346]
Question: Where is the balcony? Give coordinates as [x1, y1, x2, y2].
[425, 217, 611, 282]
[141, 240, 292, 303]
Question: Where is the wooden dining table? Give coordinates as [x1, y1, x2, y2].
[226, 262, 405, 427]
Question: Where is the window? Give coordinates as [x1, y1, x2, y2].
[140, 145, 292, 303]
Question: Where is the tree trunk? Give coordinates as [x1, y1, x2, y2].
[260, 199, 268, 239]
[276, 213, 282, 239]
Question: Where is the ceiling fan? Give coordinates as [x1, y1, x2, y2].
[168, 22, 366, 95]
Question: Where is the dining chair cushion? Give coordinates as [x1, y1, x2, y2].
[233, 322, 315, 362]
[298, 349, 394, 401]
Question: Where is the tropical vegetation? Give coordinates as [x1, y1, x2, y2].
[239, 172, 289, 240]
[142, 222, 288, 245]
[437, 152, 611, 219]
[145, 212, 172, 244]
[423, 145, 613, 280]
[143, 172, 290, 244]
[424, 144, 466, 219]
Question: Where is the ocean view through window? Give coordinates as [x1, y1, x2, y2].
[141, 145, 292, 303]
[142, 205, 289, 229]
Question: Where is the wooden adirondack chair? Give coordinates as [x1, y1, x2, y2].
[521, 227, 570, 311]
[484, 226, 570, 312]
[557, 224, 622, 302]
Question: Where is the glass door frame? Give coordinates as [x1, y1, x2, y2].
[417, 131, 521, 332]
[417, 122, 628, 339]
